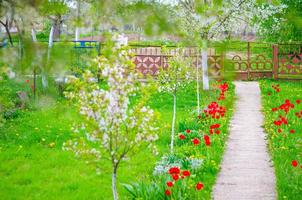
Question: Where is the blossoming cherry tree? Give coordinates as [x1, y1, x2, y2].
[64, 40, 159, 200]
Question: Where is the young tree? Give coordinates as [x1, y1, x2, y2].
[157, 48, 191, 152]
[63, 37, 159, 200]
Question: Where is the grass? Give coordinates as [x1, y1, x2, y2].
[260, 79, 302, 200]
[0, 78, 235, 199]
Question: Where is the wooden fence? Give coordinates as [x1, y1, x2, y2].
[126, 42, 302, 80]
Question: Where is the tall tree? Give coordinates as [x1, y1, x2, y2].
[255, 0, 300, 42]
[0, 0, 17, 46]
[38, 0, 68, 88]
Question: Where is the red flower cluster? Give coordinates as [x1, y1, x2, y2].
[272, 100, 295, 114]
[204, 135, 211, 146]
[209, 123, 220, 135]
[295, 111, 302, 118]
[169, 167, 180, 175]
[204, 102, 226, 119]
[217, 82, 228, 101]
[272, 84, 280, 93]
[296, 99, 301, 104]
[25, 79, 34, 91]
[186, 129, 191, 133]
[290, 129, 295, 134]
[273, 115, 288, 126]
[165, 167, 192, 196]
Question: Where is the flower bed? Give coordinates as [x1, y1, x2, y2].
[124, 81, 235, 199]
[260, 80, 302, 199]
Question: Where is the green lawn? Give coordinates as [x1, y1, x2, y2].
[0, 79, 235, 199]
[260, 79, 302, 200]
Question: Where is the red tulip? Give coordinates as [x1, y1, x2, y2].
[182, 170, 190, 177]
[179, 134, 185, 140]
[196, 182, 204, 190]
[192, 138, 200, 146]
[168, 167, 180, 175]
[205, 140, 211, 146]
[292, 160, 298, 167]
[172, 174, 179, 181]
[166, 181, 173, 187]
[165, 189, 171, 196]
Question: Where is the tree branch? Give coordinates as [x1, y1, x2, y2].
[208, 0, 249, 39]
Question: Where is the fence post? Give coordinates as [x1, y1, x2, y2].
[272, 44, 279, 79]
[247, 42, 251, 80]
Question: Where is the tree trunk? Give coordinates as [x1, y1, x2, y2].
[31, 28, 37, 42]
[4, 24, 13, 46]
[0, 19, 14, 46]
[14, 21, 23, 60]
[33, 68, 37, 99]
[196, 54, 200, 115]
[75, 0, 80, 41]
[170, 92, 177, 152]
[42, 25, 55, 89]
[75, 27, 80, 41]
[112, 166, 118, 200]
[202, 40, 209, 90]
[48, 26, 54, 48]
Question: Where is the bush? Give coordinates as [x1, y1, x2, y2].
[0, 76, 27, 126]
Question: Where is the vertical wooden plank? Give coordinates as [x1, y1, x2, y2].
[247, 42, 251, 79]
[272, 44, 279, 79]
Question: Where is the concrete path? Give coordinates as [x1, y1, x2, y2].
[213, 82, 276, 200]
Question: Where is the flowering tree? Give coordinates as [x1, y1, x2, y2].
[253, 1, 292, 42]
[64, 39, 159, 200]
[157, 49, 191, 152]
[174, 0, 282, 91]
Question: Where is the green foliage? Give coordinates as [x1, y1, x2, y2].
[122, 181, 165, 200]
[258, 0, 302, 42]
[0, 76, 24, 127]
[124, 81, 236, 199]
[36, 20, 52, 41]
[38, 0, 68, 17]
[260, 79, 302, 199]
